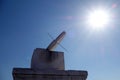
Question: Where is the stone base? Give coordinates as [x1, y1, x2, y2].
[31, 48, 65, 70]
[12, 68, 88, 80]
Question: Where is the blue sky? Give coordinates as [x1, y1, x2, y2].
[0, 0, 120, 80]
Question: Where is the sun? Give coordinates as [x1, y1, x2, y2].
[87, 9, 110, 31]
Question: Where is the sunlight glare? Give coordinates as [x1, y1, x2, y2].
[87, 9, 110, 31]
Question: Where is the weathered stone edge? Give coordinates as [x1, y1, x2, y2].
[13, 68, 88, 77]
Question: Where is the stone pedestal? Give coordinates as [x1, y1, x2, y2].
[13, 68, 88, 80]
[12, 48, 88, 80]
[31, 48, 65, 70]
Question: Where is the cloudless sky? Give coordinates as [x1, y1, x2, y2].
[1, 0, 120, 80]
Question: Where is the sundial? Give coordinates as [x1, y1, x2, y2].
[31, 31, 66, 70]
[12, 31, 88, 80]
